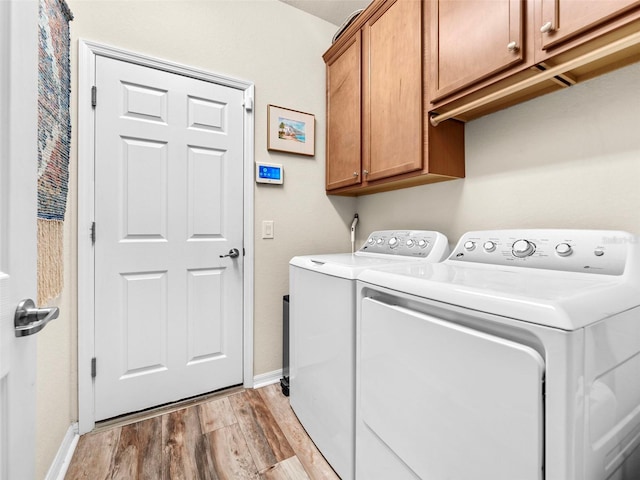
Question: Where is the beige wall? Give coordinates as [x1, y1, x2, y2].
[36, 2, 355, 478]
[355, 62, 640, 246]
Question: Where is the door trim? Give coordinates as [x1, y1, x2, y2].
[77, 39, 255, 434]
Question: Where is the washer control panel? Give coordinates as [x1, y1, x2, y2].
[359, 230, 445, 258]
[450, 229, 633, 275]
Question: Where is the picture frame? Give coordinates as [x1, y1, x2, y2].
[267, 104, 315, 156]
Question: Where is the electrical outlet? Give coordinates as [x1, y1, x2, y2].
[262, 220, 274, 239]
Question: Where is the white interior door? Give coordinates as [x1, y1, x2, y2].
[93, 56, 245, 421]
[0, 1, 39, 478]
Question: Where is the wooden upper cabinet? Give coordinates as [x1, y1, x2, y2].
[325, 32, 362, 191]
[429, 0, 640, 120]
[363, 0, 423, 181]
[323, 0, 465, 196]
[430, 0, 525, 101]
[538, 0, 640, 52]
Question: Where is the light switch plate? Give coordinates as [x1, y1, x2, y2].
[262, 220, 274, 239]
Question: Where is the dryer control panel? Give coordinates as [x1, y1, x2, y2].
[359, 230, 449, 259]
[449, 229, 634, 275]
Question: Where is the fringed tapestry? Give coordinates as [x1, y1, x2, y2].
[37, 0, 73, 305]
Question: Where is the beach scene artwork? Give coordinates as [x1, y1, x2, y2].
[278, 117, 306, 143]
[268, 105, 314, 156]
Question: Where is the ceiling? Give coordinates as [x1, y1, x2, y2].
[279, 0, 372, 26]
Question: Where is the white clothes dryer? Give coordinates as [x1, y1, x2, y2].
[356, 229, 640, 480]
[289, 230, 450, 480]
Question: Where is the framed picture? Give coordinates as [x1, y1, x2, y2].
[267, 105, 315, 156]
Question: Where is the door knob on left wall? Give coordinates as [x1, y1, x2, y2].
[14, 299, 59, 337]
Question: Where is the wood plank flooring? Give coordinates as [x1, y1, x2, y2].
[65, 384, 340, 480]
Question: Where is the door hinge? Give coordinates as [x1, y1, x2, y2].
[90, 221, 96, 245]
[91, 86, 97, 107]
[243, 93, 253, 112]
[91, 357, 97, 378]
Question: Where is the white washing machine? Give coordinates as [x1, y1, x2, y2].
[356, 229, 640, 480]
[289, 230, 450, 480]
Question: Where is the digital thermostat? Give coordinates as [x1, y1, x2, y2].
[256, 162, 283, 184]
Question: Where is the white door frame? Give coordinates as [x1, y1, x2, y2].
[77, 39, 255, 434]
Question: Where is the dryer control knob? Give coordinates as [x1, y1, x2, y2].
[376, 238, 384, 245]
[512, 239, 535, 258]
[483, 241, 496, 252]
[463, 241, 476, 251]
[406, 239, 415, 248]
[367, 237, 375, 245]
[555, 243, 573, 257]
[389, 237, 399, 248]
[418, 239, 429, 248]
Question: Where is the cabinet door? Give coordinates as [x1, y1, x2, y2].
[326, 32, 362, 191]
[363, 0, 423, 182]
[430, 0, 524, 101]
[539, 0, 640, 51]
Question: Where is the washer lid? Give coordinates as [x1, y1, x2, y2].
[358, 262, 640, 330]
[290, 253, 426, 280]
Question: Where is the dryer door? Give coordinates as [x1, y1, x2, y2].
[357, 297, 545, 480]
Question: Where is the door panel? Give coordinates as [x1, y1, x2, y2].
[357, 297, 545, 480]
[431, 0, 524, 100]
[365, 0, 423, 181]
[540, 0, 640, 50]
[325, 32, 362, 190]
[94, 56, 244, 420]
[0, 1, 39, 478]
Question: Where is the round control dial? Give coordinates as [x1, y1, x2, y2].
[463, 241, 476, 251]
[406, 239, 415, 248]
[512, 239, 535, 258]
[418, 239, 429, 249]
[367, 237, 375, 245]
[555, 243, 573, 257]
[376, 238, 384, 245]
[483, 241, 496, 253]
[388, 237, 399, 248]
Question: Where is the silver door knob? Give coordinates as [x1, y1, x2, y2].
[540, 21, 554, 33]
[14, 299, 59, 337]
[220, 248, 240, 258]
[507, 41, 519, 52]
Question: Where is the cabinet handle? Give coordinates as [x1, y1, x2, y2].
[363, 170, 369, 175]
[507, 41, 519, 52]
[353, 171, 359, 177]
[540, 21, 554, 33]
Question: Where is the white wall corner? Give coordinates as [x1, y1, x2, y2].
[45, 422, 79, 480]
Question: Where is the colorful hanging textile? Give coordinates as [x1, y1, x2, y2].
[37, 0, 73, 304]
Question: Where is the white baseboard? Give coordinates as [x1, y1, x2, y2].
[253, 369, 284, 389]
[45, 422, 79, 480]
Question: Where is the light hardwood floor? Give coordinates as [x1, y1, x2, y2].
[65, 384, 340, 480]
